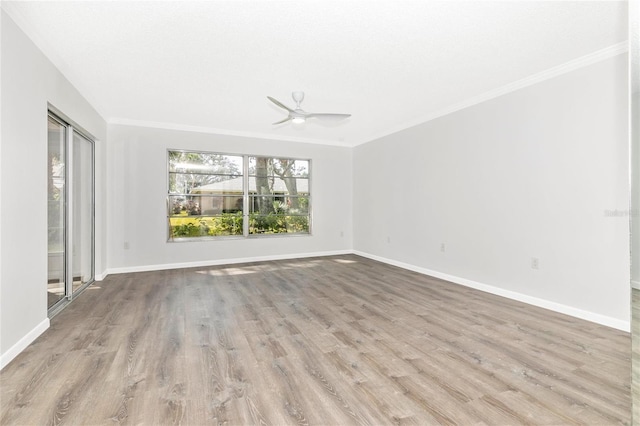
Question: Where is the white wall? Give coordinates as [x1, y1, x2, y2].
[107, 124, 352, 272]
[0, 11, 107, 367]
[354, 53, 630, 329]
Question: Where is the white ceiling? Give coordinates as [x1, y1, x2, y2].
[3, 1, 628, 146]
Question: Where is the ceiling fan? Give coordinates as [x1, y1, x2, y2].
[267, 91, 351, 125]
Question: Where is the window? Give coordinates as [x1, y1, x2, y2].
[168, 150, 311, 240]
[248, 156, 310, 235]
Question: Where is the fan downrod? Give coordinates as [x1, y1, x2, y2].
[292, 91, 305, 108]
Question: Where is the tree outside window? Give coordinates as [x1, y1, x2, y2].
[168, 150, 310, 240]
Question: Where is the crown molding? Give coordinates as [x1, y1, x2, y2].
[4, 0, 627, 149]
[355, 41, 629, 146]
[108, 118, 353, 147]
[114, 42, 627, 148]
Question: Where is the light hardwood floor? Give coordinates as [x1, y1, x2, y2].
[0, 255, 631, 425]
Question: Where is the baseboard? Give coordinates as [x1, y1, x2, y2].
[632, 280, 640, 290]
[353, 250, 630, 332]
[95, 271, 108, 281]
[102, 249, 631, 331]
[0, 318, 50, 370]
[106, 249, 353, 275]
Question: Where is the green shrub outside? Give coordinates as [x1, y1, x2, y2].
[169, 212, 309, 238]
[249, 213, 309, 234]
[170, 212, 243, 237]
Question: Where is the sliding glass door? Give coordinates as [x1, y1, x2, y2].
[71, 131, 94, 294]
[47, 111, 94, 313]
[47, 115, 67, 308]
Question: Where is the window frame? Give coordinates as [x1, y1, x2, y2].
[167, 149, 312, 242]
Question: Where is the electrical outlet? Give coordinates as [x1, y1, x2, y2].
[340, 231, 344, 237]
[531, 257, 539, 269]
[124, 242, 130, 250]
[440, 243, 446, 252]
[387, 236, 391, 243]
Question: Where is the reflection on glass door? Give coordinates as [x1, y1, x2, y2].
[47, 110, 95, 314]
[47, 116, 66, 308]
[72, 131, 94, 293]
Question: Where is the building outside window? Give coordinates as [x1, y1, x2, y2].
[168, 150, 310, 240]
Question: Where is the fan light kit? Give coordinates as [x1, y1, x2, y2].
[267, 91, 351, 125]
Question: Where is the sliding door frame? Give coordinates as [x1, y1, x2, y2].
[47, 106, 96, 317]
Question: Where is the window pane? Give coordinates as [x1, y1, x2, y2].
[247, 176, 309, 195]
[48, 116, 66, 308]
[286, 160, 309, 177]
[169, 152, 242, 195]
[169, 174, 243, 195]
[169, 214, 243, 238]
[189, 175, 244, 194]
[169, 195, 243, 216]
[169, 152, 242, 175]
[249, 214, 310, 234]
[72, 131, 94, 292]
[248, 157, 309, 178]
[248, 195, 309, 214]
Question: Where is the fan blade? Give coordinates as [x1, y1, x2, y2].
[306, 113, 351, 121]
[272, 117, 292, 125]
[267, 96, 294, 113]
